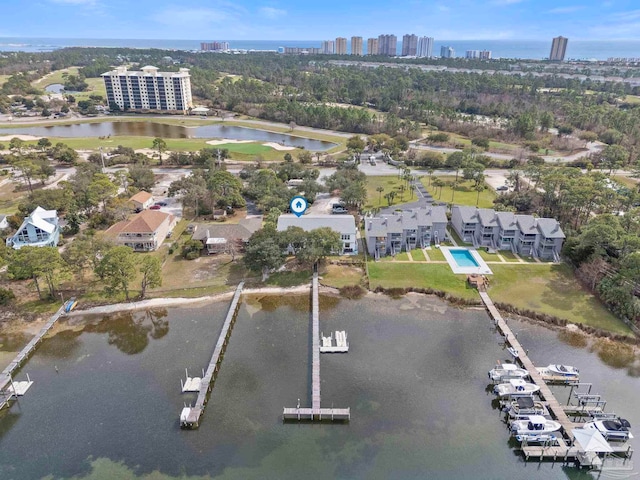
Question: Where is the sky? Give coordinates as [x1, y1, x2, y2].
[1, 0, 640, 40]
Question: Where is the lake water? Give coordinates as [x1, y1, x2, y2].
[0, 293, 637, 479]
[44, 83, 64, 94]
[0, 122, 337, 151]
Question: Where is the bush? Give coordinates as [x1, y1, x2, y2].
[339, 285, 365, 299]
[471, 137, 490, 149]
[428, 132, 450, 143]
[0, 287, 15, 305]
[181, 239, 202, 260]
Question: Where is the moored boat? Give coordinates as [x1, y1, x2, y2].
[494, 378, 540, 397]
[488, 363, 529, 381]
[537, 364, 579, 379]
[510, 415, 562, 435]
[505, 397, 548, 418]
[583, 419, 633, 441]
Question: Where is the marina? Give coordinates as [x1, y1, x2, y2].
[480, 291, 634, 468]
[283, 271, 350, 421]
[179, 282, 244, 429]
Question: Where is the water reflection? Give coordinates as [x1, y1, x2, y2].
[248, 293, 340, 313]
[85, 308, 169, 355]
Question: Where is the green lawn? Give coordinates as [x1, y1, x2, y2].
[368, 262, 479, 300]
[412, 248, 427, 261]
[422, 175, 496, 208]
[320, 264, 365, 288]
[447, 227, 470, 246]
[477, 249, 502, 262]
[0, 75, 9, 87]
[33, 67, 81, 87]
[612, 175, 639, 190]
[365, 175, 416, 210]
[488, 264, 631, 334]
[425, 247, 446, 261]
[394, 251, 411, 261]
[500, 250, 521, 262]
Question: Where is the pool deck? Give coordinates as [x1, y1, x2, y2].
[440, 246, 493, 275]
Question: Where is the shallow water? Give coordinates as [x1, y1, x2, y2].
[0, 294, 636, 479]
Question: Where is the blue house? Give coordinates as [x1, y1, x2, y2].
[6, 206, 61, 250]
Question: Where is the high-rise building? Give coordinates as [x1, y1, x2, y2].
[377, 34, 397, 56]
[440, 46, 455, 58]
[401, 34, 418, 56]
[466, 50, 479, 59]
[479, 50, 492, 60]
[200, 41, 229, 51]
[351, 36, 363, 56]
[367, 38, 379, 55]
[322, 40, 335, 54]
[550, 36, 568, 61]
[335, 37, 347, 55]
[417, 36, 434, 58]
[102, 66, 193, 113]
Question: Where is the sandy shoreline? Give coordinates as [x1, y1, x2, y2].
[0, 134, 43, 141]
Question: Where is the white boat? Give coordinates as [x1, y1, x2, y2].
[583, 419, 633, 441]
[507, 346, 519, 358]
[505, 397, 548, 418]
[515, 433, 558, 444]
[494, 378, 540, 397]
[488, 363, 528, 381]
[537, 364, 579, 378]
[510, 415, 562, 435]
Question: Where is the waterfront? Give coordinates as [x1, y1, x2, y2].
[1, 37, 640, 60]
[0, 293, 637, 479]
[0, 122, 337, 151]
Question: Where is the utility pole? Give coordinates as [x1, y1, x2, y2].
[99, 146, 106, 172]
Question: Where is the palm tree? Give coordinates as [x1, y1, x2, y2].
[376, 186, 384, 203]
[428, 168, 435, 186]
[433, 178, 444, 199]
[475, 184, 485, 206]
[398, 184, 406, 202]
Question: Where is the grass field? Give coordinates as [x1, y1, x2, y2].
[411, 248, 427, 261]
[320, 264, 365, 288]
[368, 261, 631, 334]
[477, 249, 502, 262]
[365, 175, 417, 209]
[422, 175, 496, 208]
[0, 75, 9, 87]
[612, 175, 639, 189]
[425, 247, 446, 261]
[500, 251, 521, 262]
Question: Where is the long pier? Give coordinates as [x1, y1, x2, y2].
[479, 292, 633, 464]
[180, 282, 244, 428]
[0, 305, 65, 410]
[283, 272, 349, 421]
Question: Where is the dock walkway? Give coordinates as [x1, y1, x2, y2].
[0, 305, 65, 409]
[180, 282, 244, 428]
[283, 272, 349, 421]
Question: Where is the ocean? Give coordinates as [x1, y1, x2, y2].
[0, 37, 639, 60]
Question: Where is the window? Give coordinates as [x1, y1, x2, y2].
[341, 234, 350, 241]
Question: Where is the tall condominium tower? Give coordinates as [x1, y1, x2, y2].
[335, 37, 347, 55]
[322, 40, 335, 54]
[401, 34, 418, 56]
[440, 46, 455, 58]
[417, 36, 434, 58]
[102, 65, 193, 113]
[377, 34, 397, 56]
[351, 36, 363, 56]
[367, 38, 379, 55]
[549, 36, 568, 61]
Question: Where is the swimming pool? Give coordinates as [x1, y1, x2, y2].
[440, 247, 493, 275]
[450, 249, 480, 268]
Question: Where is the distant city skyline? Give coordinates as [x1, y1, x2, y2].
[2, 0, 640, 41]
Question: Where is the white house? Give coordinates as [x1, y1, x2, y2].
[0, 215, 8, 230]
[129, 191, 154, 211]
[6, 206, 60, 250]
[276, 214, 358, 255]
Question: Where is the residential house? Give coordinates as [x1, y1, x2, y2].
[192, 217, 262, 254]
[0, 215, 8, 230]
[451, 206, 564, 260]
[130, 191, 154, 211]
[6, 206, 60, 249]
[364, 207, 448, 258]
[276, 214, 358, 255]
[105, 210, 176, 251]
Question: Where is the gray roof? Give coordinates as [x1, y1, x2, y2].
[192, 221, 261, 242]
[365, 217, 388, 237]
[277, 214, 357, 235]
[0, 214, 6, 222]
[365, 206, 447, 236]
[495, 211, 517, 230]
[477, 208, 498, 227]
[453, 205, 479, 224]
[515, 215, 537, 234]
[536, 218, 565, 239]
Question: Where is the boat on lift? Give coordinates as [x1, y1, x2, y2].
[494, 378, 540, 398]
[583, 418, 633, 441]
[536, 364, 579, 379]
[510, 415, 562, 435]
[488, 363, 529, 381]
[505, 397, 549, 419]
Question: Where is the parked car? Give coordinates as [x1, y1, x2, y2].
[332, 205, 349, 214]
[497, 185, 509, 191]
[149, 205, 162, 210]
[154, 201, 168, 207]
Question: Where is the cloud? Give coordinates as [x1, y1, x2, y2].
[152, 5, 242, 27]
[260, 7, 286, 19]
[547, 6, 584, 14]
[589, 9, 640, 38]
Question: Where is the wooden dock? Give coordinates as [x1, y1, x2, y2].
[479, 292, 633, 465]
[283, 272, 349, 422]
[180, 282, 244, 428]
[0, 305, 66, 410]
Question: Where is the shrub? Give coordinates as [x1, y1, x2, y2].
[339, 285, 365, 299]
[0, 287, 15, 305]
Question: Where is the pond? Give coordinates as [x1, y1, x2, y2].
[44, 83, 65, 93]
[0, 293, 636, 479]
[0, 122, 337, 151]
